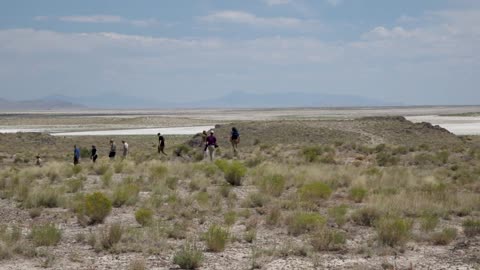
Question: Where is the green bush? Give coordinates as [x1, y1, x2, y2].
[112, 184, 139, 207]
[286, 212, 326, 236]
[259, 174, 286, 197]
[85, 192, 112, 224]
[431, 228, 457, 245]
[298, 182, 332, 201]
[224, 211, 237, 227]
[204, 225, 229, 252]
[328, 205, 348, 227]
[349, 187, 367, 203]
[173, 242, 203, 269]
[302, 146, 324, 162]
[462, 219, 480, 237]
[420, 213, 439, 232]
[135, 208, 153, 227]
[245, 192, 269, 208]
[376, 217, 412, 247]
[222, 161, 247, 186]
[376, 152, 399, 166]
[351, 207, 381, 227]
[311, 228, 346, 251]
[30, 224, 61, 247]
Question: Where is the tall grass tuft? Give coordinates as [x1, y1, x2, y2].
[204, 225, 229, 252]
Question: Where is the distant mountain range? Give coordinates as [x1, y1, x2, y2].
[0, 91, 399, 110]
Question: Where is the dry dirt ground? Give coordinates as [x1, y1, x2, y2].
[0, 116, 478, 270]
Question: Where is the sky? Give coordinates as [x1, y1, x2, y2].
[0, 0, 479, 105]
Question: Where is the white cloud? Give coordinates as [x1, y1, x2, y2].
[326, 0, 343, 7]
[199, 10, 319, 29]
[36, 15, 159, 27]
[263, 0, 292, 6]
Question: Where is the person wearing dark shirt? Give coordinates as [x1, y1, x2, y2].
[230, 127, 240, 155]
[158, 133, 167, 155]
[109, 140, 116, 160]
[91, 145, 98, 163]
[73, 145, 80, 165]
[206, 131, 217, 161]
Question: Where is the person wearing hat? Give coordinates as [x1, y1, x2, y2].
[157, 133, 167, 155]
[205, 130, 218, 161]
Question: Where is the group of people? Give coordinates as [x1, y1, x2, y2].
[201, 127, 240, 161]
[36, 128, 241, 166]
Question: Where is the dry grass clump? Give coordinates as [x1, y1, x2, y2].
[204, 225, 229, 252]
[128, 258, 147, 270]
[25, 187, 63, 209]
[265, 206, 282, 227]
[375, 216, 412, 247]
[462, 219, 480, 237]
[112, 183, 140, 207]
[224, 211, 237, 227]
[311, 227, 346, 251]
[258, 174, 286, 197]
[99, 223, 123, 250]
[431, 228, 457, 245]
[65, 177, 84, 193]
[420, 213, 439, 232]
[351, 207, 381, 227]
[298, 181, 332, 202]
[30, 224, 62, 247]
[173, 242, 204, 269]
[244, 192, 269, 208]
[328, 205, 348, 227]
[286, 212, 326, 236]
[135, 208, 153, 227]
[349, 187, 367, 203]
[101, 169, 114, 187]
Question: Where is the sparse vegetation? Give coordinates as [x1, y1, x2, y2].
[135, 208, 153, 227]
[431, 228, 457, 245]
[84, 192, 112, 224]
[173, 242, 204, 269]
[286, 212, 326, 236]
[30, 224, 62, 247]
[376, 217, 412, 247]
[462, 219, 480, 237]
[204, 225, 229, 252]
[298, 182, 332, 201]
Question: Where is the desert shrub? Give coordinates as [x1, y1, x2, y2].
[135, 208, 153, 227]
[167, 222, 188, 240]
[128, 258, 146, 270]
[29, 208, 42, 219]
[79, 147, 90, 159]
[66, 178, 84, 193]
[298, 182, 332, 202]
[245, 192, 269, 208]
[420, 213, 439, 232]
[244, 229, 256, 243]
[436, 151, 450, 164]
[166, 176, 179, 190]
[100, 223, 123, 250]
[328, 205, 348, 227]
[266, 207, 281, 227]
[149, 164, 168, 180]
[85, 192, 112, 224]
[462, 219, 480, 237]
[351, 207, 381, 227]
[30, 224, 61, 247]
[94, 161, 110, 175]
[376, 217, 412, 247]
[25, 187, 62, 208]
[431, 228, 457, 245]
[302, 146, 324, 162]
[101, 169, 113, 187]
[204, 225, 229, 252]
[112, 184, 139, 207]
[221, 161, 247, 186]
[173, 242, 203, 269]
[245, 156, 264, 168]
[392, 146, 408, 155]
[286, 212, 326, 236]
[413, 153, 437, 166]
[224, 211, 237, 227]
[376, 152, 399, 166]
[349, 187, 367, 203]
[311, 228, 346, 251]
[195, 192, 210, 207]
[113, 161, 125, 173]
[195, 163, 218, 177]
[259, 174, 286, 197]
[72, 164, 82, 175]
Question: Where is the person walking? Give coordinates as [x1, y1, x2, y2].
[91, 145, 98, 163]
[230, 127, 240, 155]
[73, 145, 80, 165]
[109, 140, 116, 160]
[122, 140, 129, 159]
[205, 130, 218, 161]
[157, 133, 167, 155]
[35, 155, 42, 167]
[201, 130, 208, 159]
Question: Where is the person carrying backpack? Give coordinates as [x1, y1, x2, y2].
[230, 127, 240, 154]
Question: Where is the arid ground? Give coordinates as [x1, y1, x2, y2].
[0, 108, 479, 270]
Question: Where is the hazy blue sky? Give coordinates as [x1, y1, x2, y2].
[0, 0, 478, 105]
